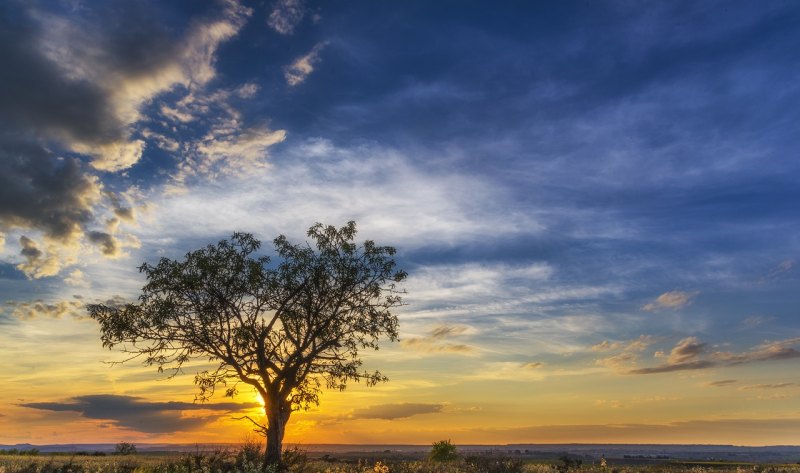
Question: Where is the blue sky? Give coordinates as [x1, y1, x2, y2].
[1, 0, 799, 445]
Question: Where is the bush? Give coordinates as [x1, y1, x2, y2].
[429, 440, 458, 462]
[114, 442, 137, 456]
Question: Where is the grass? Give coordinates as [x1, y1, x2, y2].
[1, 451, 800, 473]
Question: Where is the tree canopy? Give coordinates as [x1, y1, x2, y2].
[88, 222, 406, 466]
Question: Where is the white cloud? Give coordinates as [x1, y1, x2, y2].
[64, 269, 90, 288]
[145, 138, 541, 250]
[642, 290, 697, 311]
[284, 42, 327, 86]
[268, 0, 306, 35]
[15, 235, 79, 279]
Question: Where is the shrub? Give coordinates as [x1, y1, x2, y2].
[429, 440, 458, 462]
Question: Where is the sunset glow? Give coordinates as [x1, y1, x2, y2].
[0, 1, 799, 448]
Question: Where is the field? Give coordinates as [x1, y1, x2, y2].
[2, 450, 800, 473]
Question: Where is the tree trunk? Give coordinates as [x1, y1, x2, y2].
[264, 399, 291, 468]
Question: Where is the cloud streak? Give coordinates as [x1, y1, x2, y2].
[401, 324, 474, 354]
[622, 337, 800, 375]
[21, 394, 259, 434]
[349, 403, 444, 420]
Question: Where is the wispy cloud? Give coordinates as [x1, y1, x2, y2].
[738, 383, 795, 391]
[759, 259, 794, 284]
[284, 42, 327, 86]
[143, 138, 541, 252]
[267, 0, 307, 35]
[594, 335, 655, 371]
[401, 324, 475, 354]
[642, 291, 698, 311]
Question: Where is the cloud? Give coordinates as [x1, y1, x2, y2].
[0, 1, 252, 275]
[63, 269, 90, 288]
[20, 1, 250, 171]
[713, 338, 800, 364]
[628, 359, 716, 375]
[21, 394, 259, 434]
[738, 383, 795, 391]
[2, 295, 127, 320]
[666, 336, 707, 364]
[740, 315, 774, 329]
[459, 418, 800, 445]
[268, 0, 306, 35]
[759, 259, 794, 284]
[625, 337, 800, 375]
[594, 335, 655, 371]
[3, 299, 84, 320]
[145, 138, 542, 251]
[642, 290, 697, 311]
[15, 235, 75, 278]
[350, 403, 443, 420]
[401, 324, 474, 354]
[626, 336, 712, 374]
[0, 142, 102, 243]
[591, 340, 624, 352]
[706, 379, 737, 387]
[284, 42, 327, 86]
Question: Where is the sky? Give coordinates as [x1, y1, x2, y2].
[1, 0, 799, 447]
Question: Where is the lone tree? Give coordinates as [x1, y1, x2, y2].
[88, 222, 406, 466]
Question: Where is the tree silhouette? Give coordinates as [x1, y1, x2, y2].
[88, 222, 406, 466]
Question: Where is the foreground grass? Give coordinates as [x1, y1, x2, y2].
[2, 453, 800, 473]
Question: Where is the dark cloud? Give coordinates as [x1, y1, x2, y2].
[350, 403, 443, 420]
[0, 4, 124, 147]
[0, 0, 248, 272]
[18, 236, 42, 260]
[706, 379, 737, 387]
[87, 231, 119, 257]
[21, 394, 259, 434]
[0, 139, 99, 242]
[629, 360, 716, 375]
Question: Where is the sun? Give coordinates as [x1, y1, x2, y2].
[252, 390, 265, 407]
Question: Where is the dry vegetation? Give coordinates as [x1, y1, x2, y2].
[2, 449, 800, 473]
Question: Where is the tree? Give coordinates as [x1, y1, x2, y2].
[114, 442, 137, 455]
[88, 222, 406, 467]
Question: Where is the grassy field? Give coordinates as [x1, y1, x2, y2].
[2, 452, 800, 473]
